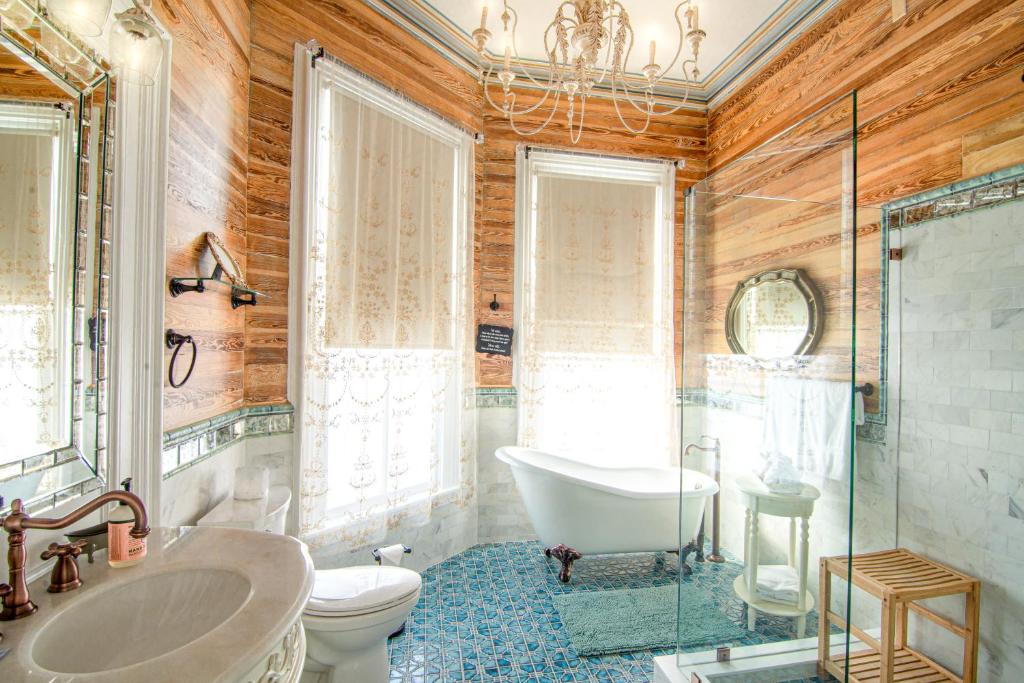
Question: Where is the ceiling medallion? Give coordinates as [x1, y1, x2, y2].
[473, 0, 706, 143]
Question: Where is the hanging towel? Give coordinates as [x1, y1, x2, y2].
[762, 377, 855, 483]
[755, 564, 801, 606]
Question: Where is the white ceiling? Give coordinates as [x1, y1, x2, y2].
[426, 0, 792, 82]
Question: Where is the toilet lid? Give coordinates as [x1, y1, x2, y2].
[305, 566, 421, 617]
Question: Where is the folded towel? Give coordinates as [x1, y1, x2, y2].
[755, 564, 801, 606]
[758, 455, 803, 495]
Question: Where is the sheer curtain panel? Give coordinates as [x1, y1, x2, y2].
[515, 150, 676, 467]
[295, 52, 476, 552]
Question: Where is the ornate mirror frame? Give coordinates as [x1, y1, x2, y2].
[0, 3, 114, 512]
[724, 267, 825, 359]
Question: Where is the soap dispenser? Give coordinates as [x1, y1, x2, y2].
[108, 478, 147, 567]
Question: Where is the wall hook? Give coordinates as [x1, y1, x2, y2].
[490, 294, 500, 311]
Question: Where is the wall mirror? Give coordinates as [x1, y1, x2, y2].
[0, 2, 115, 513]
[725, 268, 824, 361]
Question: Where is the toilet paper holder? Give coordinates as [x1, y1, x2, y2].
[372, 545, 412, 565]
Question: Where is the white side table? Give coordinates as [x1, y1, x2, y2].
[732, 473, 820, 638]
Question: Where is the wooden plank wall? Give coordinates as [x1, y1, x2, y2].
[245, 0, 708, 393]
[477, 93, 707, 386]
[244, 0, 483, 408]
[702, 0, 1024, 410]
[155, 0, 252, 431]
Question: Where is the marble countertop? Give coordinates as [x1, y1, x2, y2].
[0, 526, 314, 682]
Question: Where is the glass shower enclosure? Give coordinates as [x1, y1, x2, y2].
[677, 92, 886, 678]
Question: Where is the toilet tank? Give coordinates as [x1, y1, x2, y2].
[197, 485, 291, 534]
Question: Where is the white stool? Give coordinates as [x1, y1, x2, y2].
[732, 474, 820, 638]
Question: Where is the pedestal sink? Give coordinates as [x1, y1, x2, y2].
[31, 568, 251, 674]
[0, 526, 314, 682]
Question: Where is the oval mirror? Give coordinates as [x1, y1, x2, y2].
[725, 268, 823, 359]
[204, 231, 246, 287]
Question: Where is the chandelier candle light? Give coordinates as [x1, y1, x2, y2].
[473, 0, 706, 143]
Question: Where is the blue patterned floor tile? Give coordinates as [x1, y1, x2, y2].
[388, 540, 825, 682]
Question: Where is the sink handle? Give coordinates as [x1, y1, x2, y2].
[40, 541, 87, 593]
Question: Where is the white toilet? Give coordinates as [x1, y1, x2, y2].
[302, 565, 421, 683]
[196, 470, 420, 683]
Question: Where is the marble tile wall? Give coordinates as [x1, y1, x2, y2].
[894, 196, 1024, 681]
[477, 405, 533, 544]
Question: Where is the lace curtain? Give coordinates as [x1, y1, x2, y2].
[296, 56, 475, 551]
[0, 104, 74, 464]
[517, 152, 676, 467]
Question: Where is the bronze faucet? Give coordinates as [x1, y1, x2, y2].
[0, 491, 150, 620]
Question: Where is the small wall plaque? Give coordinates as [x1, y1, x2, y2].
[476, 324, 513, 356]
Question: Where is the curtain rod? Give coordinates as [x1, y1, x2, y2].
[522, 144, 687, 169]
[303, 40, 484, 145]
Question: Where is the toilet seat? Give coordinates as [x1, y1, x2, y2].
[305, 566, 421, 618]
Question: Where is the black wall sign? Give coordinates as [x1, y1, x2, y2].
[476, 324, 514, 356]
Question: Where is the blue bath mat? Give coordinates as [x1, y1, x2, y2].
[552, 583, 745, 655]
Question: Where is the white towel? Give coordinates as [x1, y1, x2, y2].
[757, 455, 803, 495]
[756, 564, 801, 606]
[762, 377, 855, 483]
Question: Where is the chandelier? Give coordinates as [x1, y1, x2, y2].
[473, 0, 706, 143]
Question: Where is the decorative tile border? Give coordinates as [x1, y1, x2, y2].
[475, 387, 517, 408]
[162, 403, 294, 480]
[885, 163, 1024, 230]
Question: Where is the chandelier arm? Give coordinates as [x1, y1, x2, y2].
[610, 82, 654, 135]
[650, 3, 689, 83]
[481, 64, 560, 118]
[611, 68, 657, 115]
[506, 90, 563, 137]
[568, 94, 587, 145]
[508, 7, 565, 91]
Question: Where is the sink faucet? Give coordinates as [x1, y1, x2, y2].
[0, 491, 150, 620]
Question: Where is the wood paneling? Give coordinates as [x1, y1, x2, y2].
[156, 0, 251, 430]
[703, 0, 1024, 410]
[477, 91, 707, 386]
[244, 0, 483, 406]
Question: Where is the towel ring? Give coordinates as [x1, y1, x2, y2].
[166, 329, 197, 389]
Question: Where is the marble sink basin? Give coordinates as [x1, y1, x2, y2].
[1, 526, 314, 682]
[31, 567, 252, 673]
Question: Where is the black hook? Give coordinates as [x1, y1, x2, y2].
[490, 294, 500, 311]
[166, 329, 197, 389]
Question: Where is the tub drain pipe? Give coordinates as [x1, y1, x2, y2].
[683, 436, 724, 563]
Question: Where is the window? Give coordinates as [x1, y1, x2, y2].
[296, 58, 475, 548]
[516, 150, 676, 467]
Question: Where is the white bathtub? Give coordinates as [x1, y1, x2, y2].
[495, 446, 718, 580]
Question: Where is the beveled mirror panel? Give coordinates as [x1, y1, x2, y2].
[725, 268, 824, 361]
[0, 1, 114, 512]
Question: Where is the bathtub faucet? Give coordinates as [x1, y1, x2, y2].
[683, 436, 724, 564]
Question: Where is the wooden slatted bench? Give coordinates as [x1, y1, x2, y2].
[817, 548, 980, 683]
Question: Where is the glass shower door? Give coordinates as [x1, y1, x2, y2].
[677, 92, 874, 679]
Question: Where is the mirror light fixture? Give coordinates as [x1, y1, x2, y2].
[474, 0, 707, 144]
[46, 0, 112, 37]
[111, 1, 162, 86]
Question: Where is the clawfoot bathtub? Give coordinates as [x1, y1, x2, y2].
[495, 446, 718, 582]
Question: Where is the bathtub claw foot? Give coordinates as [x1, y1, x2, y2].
[546, 544, 582, 583]
[679, 540, 701, 578]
